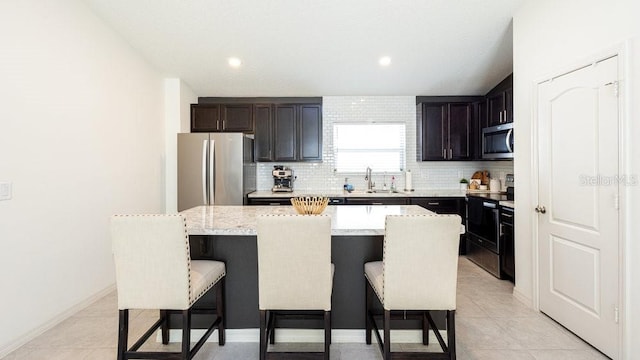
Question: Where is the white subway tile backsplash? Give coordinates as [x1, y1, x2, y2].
[256, 96, 513, 191]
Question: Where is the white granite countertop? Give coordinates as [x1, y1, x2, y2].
[181, 205, 440, 236]
[248, 189, 467, 198]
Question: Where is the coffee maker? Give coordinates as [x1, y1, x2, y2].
[272, 166, 294, 192]
[505, 173, 514, 200]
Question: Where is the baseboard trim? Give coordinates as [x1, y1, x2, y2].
[161, 328, 447, 344]
[512, 286, 534, 308]
[0, 284, 116, 358]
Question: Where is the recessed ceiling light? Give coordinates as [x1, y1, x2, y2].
[228, 57, 242, 68]
[379, 56, 391, 67]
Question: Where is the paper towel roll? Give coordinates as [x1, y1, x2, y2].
[404, 170, 413, 191]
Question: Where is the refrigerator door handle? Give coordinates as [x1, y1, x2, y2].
[209, 139, 215, 205]
[202, 139, 208, 206]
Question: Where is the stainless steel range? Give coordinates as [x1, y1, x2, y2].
[466, 173, 514, 279]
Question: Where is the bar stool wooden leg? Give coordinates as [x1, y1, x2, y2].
[259, 310, 267, 360]
[448, 310, 456, 360]
[383, 310, 391, 360]
[365, 282, 372, 345]
[160, 310, 169, 344]
[324, 311, 331, 360]
[181, 309, 191, 359]
[422, 311, 430, 345]
[216, 279, 226, 345]
[117, 310, 128, 360]
[269, 313, 276, 344]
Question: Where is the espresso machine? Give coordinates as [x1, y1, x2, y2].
[272, 165, 294, 192]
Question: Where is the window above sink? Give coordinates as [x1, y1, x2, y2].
[333, 123, 406, 173]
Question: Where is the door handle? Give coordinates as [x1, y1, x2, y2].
[535, 206, 546, 214]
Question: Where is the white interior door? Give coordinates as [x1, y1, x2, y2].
[537, 56, 620, 358]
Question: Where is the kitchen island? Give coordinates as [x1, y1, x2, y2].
[180, 205, 454, 339]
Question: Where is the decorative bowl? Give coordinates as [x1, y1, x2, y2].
[290, 196, 329, 215]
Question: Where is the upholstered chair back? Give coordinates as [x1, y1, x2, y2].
[257, 215, 332, 311]
[383, 214, 461, 311]
[111, 214, 192, 310]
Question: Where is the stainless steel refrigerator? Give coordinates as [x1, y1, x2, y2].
[178, 133, 256, 211]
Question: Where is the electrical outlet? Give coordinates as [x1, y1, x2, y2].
[0, 182, 12, 201]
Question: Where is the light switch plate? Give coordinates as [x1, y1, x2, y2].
[0, 182, 12, 200]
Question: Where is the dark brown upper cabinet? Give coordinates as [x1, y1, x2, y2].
[253, 103, 322, 162]
[191, 103, 254, 132]
[273, 104, 297, 161]
[485, 74, 513, 127]
[221, 104, 254, 132]
[254, 104, 274, 162]
[417, 102, 472, 161]
[298, 104, 322, 161]
[191, 104, 221, 132]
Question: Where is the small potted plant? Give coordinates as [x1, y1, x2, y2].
[459, 178, 469, 191]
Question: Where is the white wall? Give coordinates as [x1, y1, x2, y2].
[513, 0, 639, 358]
[164, 79, 197, 213]
[0, 0, 165, 355]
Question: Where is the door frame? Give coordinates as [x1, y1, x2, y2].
[530, 43, 629, 359]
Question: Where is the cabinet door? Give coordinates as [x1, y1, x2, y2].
[221, 104, 254, 132]
[299, 104, 322, 161]
[254, 105, 273, 161]
[410, 197, 462, 214]
[273, 104, 297, 161]
[191, 104, 220, 132]
[487, 93, 505, 127]
[418, 103, 447, 160]
[447, 103, 472, 160]
[504, 87, 513, 123]
[472, 100, 488, 160]
[248, 198, 293, 205]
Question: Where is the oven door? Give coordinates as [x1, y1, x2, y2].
[466, 198, 500, 253]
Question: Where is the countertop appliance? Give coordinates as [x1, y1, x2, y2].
[482, 123, 514, 159]
[505, 173, 514, 200]
[178, 133, 256, 211]
[272, 166, 294, 192]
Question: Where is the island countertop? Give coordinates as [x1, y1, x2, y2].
[181, 205, 435, 236]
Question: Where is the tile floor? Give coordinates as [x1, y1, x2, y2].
[2, 257, 609, 360]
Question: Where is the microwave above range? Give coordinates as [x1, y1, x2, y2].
[482, 123, 514, 159]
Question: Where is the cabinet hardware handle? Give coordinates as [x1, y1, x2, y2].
[427, 202, 440, 205]
[501, 213, 513, 218]
[217, 120, 220, 129]
[504, 110, 508, 122]
[449, 148, 452, 158]
[372, 202, 383, 205]
[269, 203, 281, 206]
[499, 111, 503, 123]
[443, 148, 446, 159]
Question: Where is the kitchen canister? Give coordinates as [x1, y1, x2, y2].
[489, 178, 501, 192]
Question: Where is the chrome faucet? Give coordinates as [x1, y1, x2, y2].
[365, 167, 375, 193]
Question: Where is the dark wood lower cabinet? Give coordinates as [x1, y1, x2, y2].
[344, 198, 408, 205]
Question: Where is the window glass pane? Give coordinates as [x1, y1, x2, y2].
[333, 123, 405, 173]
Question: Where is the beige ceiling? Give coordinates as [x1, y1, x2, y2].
[83, 0, 524, 97]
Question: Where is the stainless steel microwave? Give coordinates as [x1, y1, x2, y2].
[482, 123, 514, 159]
